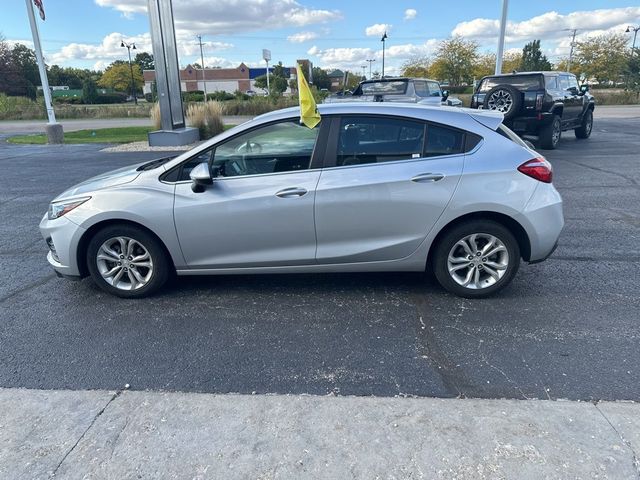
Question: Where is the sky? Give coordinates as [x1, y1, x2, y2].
[2, 0, 640, 75]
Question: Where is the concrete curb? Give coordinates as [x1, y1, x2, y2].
[1, 388, 639, 479]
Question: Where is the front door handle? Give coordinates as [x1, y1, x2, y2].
[275, 187, 308, 198]
[411, 173, 444, 183]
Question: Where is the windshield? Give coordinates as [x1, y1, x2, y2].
[361, 80, 408, 95]
[478, 75, 543, 92]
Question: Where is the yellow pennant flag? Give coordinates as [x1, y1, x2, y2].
[296, 64, 321, 129]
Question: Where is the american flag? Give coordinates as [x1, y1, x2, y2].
[33, 0, 45, 20]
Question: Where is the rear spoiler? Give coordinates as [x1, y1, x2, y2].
[468, 110, 503, 130]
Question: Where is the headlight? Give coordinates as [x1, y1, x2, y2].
[48, 197, 90, 220]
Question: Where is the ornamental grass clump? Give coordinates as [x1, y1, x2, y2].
[187, 100, 225, 139]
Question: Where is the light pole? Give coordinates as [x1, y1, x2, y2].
[196, 34, 207, 102]
[627, 25, 640, 56]
[495, 0, 508, 75]
[380, 32, 388, 77]
[121, 40, 138, 105]
[366, 59, 376, 79]
[564, 29, 578, 72]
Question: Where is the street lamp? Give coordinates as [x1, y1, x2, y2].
[366, 59, 376, 79]
[380, 32, 388, 77]
[120, 40, 138, 105]
[627, 26, 640, 57]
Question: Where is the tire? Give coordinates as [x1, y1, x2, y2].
[86, 224, 170, 298]
[574, 109, 593, 139]
[538, 114, 561, 150]
[432, 220, 520, 299]
[483, 85, 523, 120]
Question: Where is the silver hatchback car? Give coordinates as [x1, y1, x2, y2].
[40, 103, 563, 299]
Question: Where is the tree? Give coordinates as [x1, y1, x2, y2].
[82, 78, 98, 104]
[520, 40, 551, 72]
[98, 61, 143, 93]
[310, 67, 331, 90]
[401, 55, 430, 77]
[134, 52, 154, 71]
[254, 61, 289, 96]
[431, 36, 478, 85]
[573, 33, 629, 84]
[473, 51, 523, 80]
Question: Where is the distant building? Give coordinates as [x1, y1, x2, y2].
[143, 60, 312, 95]
[327, 69, 345, 91]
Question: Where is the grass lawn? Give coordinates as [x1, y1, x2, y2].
[7, 126, 154, 144]
[7, 124, 237, 145]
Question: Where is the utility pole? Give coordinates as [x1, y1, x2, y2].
[196, 34, 207, 101]
[381, 32, 388, 77]
[361, 65, 366, 79]
[25, 0, 62, 143]
[121, 40, 138, 105]
[495, 0, 508, 75]
[627, 25, 640, 57]
[566, 29, 578, 73]
[366, 59, 376, 79]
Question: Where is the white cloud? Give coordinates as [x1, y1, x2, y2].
[404, 9, 417, 21]
[287, 31, 318, 43]
[452, 6, 640, 41]
[365, 23, 391, 37]
[95, 0, 341, 34]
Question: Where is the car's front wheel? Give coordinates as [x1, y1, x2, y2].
[432, 220, 520, 298]
[86, 224, 170, 298]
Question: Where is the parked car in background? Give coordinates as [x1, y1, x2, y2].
[40, 103, 562, 299]
[471, 71, 595, 149]
[245, 90, 257, 97]
[325, 78, 463, 107]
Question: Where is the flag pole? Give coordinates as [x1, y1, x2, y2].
[25, 0, 62, 143]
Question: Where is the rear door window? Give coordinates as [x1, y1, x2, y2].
[335, 116, 425, 166]
[425, 124, 464, 157]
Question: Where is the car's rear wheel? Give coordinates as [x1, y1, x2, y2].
[575, 109, 593, 139]
[539, 114, 561, 150]
[433, 220, 520, 298]
[86, 224, 170, 298]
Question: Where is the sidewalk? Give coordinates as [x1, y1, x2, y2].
[1, 388, 638, 479]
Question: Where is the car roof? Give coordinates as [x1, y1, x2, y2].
[482, 71, 571, 78]
[254, 102, 503, 132]
[360, 77, 440, 83]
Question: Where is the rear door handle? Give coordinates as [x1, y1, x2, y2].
[411, 173, 444, 183]
[275, 187, 308, 198]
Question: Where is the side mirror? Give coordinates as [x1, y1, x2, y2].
[190, 162, 213, 193]
[442, 90, 449, 100]
[580, 84, 589, 94]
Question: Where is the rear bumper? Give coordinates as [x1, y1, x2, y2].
[517, 183, 564, 262]
[506, 113, 554, 134]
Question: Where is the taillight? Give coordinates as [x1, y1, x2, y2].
[518, 157, 553, 183]
[536, 93, 544, 111]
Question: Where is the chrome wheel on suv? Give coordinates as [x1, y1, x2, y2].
[487, 90, 513, 114]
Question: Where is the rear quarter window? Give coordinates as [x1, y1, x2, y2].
[478, 75, 543, 93]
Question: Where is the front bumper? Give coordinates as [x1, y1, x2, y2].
[39, 214, 86, 277]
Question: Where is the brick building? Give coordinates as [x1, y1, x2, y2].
[143, 60, 312, 95]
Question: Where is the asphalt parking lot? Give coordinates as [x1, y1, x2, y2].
[0, 107, 638, 401]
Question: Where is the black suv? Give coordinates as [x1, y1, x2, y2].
[470, 72, 595, 149]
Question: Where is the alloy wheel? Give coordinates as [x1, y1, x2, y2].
[487, 90, 513, 114]
[446, 233, 509, 290]
[96, 236, 153, 291]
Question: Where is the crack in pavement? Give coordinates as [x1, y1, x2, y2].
[0, 274, 56, 304]
[559, 157, 639, 187]
[594, 402, 640, 479]
[50, 389, 124, 478]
